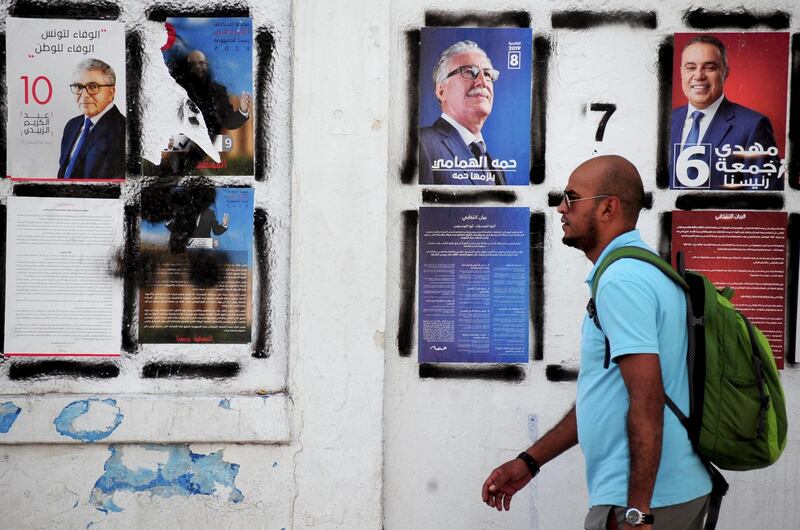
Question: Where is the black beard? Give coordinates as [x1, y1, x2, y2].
[561, 219, 598, 253]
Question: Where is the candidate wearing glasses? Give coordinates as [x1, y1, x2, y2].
[57, 58, 126, 179]
[419, 40, 506, 185]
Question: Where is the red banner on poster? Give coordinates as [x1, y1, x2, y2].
[672, 210, 787, 368]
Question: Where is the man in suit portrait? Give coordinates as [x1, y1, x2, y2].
[419, 40, 506, 186]
[58, 58, 126, 179]
[669, 35, 782, 190]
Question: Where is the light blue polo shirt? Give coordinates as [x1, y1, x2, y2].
[577, 230, 712, 508]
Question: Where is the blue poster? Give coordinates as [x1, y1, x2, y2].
[418, 27, 532, 186]
[418, 207, 530, 363]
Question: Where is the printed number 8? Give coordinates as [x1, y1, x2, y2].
[509, 53, 519, 67]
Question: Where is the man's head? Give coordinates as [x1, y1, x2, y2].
[187, 50, 210, 81]
[557, 155, 645, 262]
[432, 40, 495, 134]
[71, 58, 116, 118]
[680, 35, 728, 110]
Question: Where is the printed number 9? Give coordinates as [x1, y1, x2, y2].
[675, 145, 710, 187]
[224, 137, 233, 150]
[20, 75, 53, 105]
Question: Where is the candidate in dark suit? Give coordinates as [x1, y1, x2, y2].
[669, 35, 781, 190]
[58, 58, 126, 179]
[193, 209, 229, 239]
[419, 40, 506, 186]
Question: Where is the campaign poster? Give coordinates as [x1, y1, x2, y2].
[418, 207, 529, 363]
[669, 32, 789, 191]
[139, 187, 254, 344]
[671, 210, 787, 368]
[418, 27, 532, 186]
[3, 196, 123, 356]
[6, 18, 127, 181]
[142, 17, 254, 177]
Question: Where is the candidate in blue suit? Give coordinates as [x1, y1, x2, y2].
[669, 35, 781, 190]
[58, 58, 126, 179]
[419, 41, 506, 186]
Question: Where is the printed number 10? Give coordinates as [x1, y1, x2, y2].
[21, 75, 53, 105]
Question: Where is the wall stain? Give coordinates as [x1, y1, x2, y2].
[90, 445, 243, 513]
[0, 402, 22, 433]
[54, 398, 123, 442]
[218, 398, 232, 409]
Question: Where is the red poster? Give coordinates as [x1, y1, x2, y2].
[672, 210, 787, 368]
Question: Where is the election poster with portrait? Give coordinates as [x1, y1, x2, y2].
[418, 27, 532, 186]
[6, 17, 127, 181]
[142, 17, 254, 177]
[671, 210, 787, 368]
[418, 207, 529, 363]
[139, 187, 254, 344]
[669, 32, 789, 191]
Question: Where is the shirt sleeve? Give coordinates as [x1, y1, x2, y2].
[594, 275, 660, 360]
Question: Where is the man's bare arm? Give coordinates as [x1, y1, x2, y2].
[617, 353, 665, 529]
[481, 406, 578, 511]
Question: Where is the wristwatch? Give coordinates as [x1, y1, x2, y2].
[624, 507, 654, 526]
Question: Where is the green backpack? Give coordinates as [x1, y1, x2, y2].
[590, 246, 787, 468]
[588, 247, 788, 528]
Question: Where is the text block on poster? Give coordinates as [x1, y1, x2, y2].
[671, 210, 787, 368]
[418, 207, 529, 363]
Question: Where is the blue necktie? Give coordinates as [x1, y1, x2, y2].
[64, 117, 92, 179]
[683, 110, 704, 149]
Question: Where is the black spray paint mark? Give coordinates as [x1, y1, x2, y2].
[548, 191, 654, 209]
[422, 189, 517, 204]
[120, 205, 139, 354]
[788, 34, 800, 191]
[9, 0, 120, 19]
[9, 361, 120, 380]
[655, 37, 674, 189]
[126, 29, 144, 176]
[254, 28, 275, 183]
[141, 362, 240, 379]
[674, 193, 784, 211]
[419, 364, 525, 382]
[551, 11, 657, 30]
[12, 183, 121, 199]
[531, 213, 545, 360]
[146, 4, 250, 21]
[531, 36, 550, 185]
[400, 29, 421, 185]
[684, 9, 790, 30]
[589, 103, 616, 142]
[425, 11, 531, 28]
[786, 214, 799, 365]
[252, 208, 271, 358]
[397, 210, 418, 357]
[0, 34, 6, 181]
[545, 364, 579, 382]
[0, 206, 6, 353]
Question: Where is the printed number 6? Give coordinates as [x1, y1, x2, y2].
[675, 145, 710, 187]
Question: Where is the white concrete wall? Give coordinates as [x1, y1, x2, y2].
[0, 0, 798, 529]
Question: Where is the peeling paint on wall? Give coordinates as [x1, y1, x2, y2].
[54, 398, 124, 442]
[90, 445, 243, 513]
[218, 398, 232, 409]
[0, 402, 22, 433]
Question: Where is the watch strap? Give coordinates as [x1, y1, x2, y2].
[516, 452, 540, 478]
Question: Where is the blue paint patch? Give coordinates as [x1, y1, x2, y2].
[90, 445, 244, 513]
[0, 402, 22, 434]
[272, 462, 278, 468]
[54, 398, 123, 442]
[218, 398, 231, 410]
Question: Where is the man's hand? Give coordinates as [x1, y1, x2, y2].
[481, 458, 532, 512]
[239, 92, 252, 114]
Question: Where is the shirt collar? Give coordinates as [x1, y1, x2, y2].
[687, 94, 725, 121]
[441, 112, 484, 146]
[585, 229, 642, 284]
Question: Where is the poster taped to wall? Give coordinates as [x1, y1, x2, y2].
[669, 32, 789, 191]
[418, 27, 532, 186]
[5, 17, 127, 181]
[418, 207, 529, 363]
[139, 187, 254, 344]
[671, 210, 787, 368]
[3, 196, 123, 356]
[142, 17, 254, 177]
